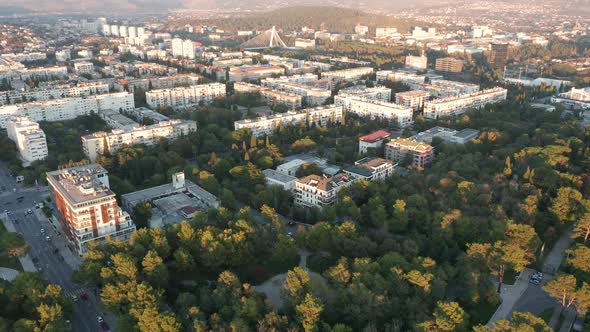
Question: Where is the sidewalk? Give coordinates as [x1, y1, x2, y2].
[487, 268, 534, 326]
[1, 212, 37, 272]
[33, 209, 82, 270]
[542, 226, 574, 274]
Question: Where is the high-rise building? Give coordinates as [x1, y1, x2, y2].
[46, 164, 136, 255]
[489, 43, 509, 68]
[171, 38, 195, 59]
[128, 26, 137, 39]
[6, 116, 48, 164]
[435, 57, 464, 73]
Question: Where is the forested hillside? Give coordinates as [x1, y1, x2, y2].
[173, 6, 419, 33]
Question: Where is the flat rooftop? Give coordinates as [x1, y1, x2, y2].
[46, 164, 113, 204]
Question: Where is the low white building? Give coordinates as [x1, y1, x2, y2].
[405, 54, 428, 70]
[145, 83, 226, 109]
[335, 95, 413, 127]
[551, 87, 590, 110]
[6, 116, 48, 164]
[423, 87, 507, 119]
[82, 119, 197, 160]
[234, 105, 343, 137]
[376, 70, 425, 85]
[411, 126, 480, 145]
[344, 157, 396, 181]
[263, 169, 297, 191]
[295, 38, 316, 49]
[358, 130, 391, 154]
[0, 92, 135, 128]
[338, 85, 392, 101]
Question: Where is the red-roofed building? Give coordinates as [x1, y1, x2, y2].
[359, 130, 391, 154]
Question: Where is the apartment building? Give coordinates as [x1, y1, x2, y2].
[338, 85, 392, 101]
[359, 130, 391, 154]
[344, 157, 396, 181]
[0, 92, 135, 128]
[115, 74, 200, 93]
[405, 54, 428, 69]
[435, 57, 464, 73]
[74, 62, 94, 74]
[385, 138, 434, 168]
[408, 80, 479, 99]
[171, 38, 196, 59]
[423, 87, 507, 119]
[234, 105, 343, 137]
[82, 119, 197, 160]
[228, 66, 285, 82]
[145, 83, 226, 109]
[234, 82, 302, 110]
[295, 38, 316, 49]
[1, 66, 69, 81]
[376, 27, 399, 38]
[395, 90, 431, 111]
[261, 73, 320, 89]
[6, 116, 48, 164]
[335, 95, 413, 127]
[320, 67, 373, 83]
[376, 70, 426, 85]
[294, 173, 354, 208]
[47, 164, 136, 255]
[0, 81, 109, 106]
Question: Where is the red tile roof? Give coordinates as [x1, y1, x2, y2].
[359, 130, 391, 143]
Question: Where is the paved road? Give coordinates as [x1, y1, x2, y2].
[0, 165, 106, 332]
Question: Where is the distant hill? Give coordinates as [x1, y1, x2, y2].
[176, 6, 420, 34]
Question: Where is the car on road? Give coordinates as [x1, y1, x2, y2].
[287, 231, 294, 237]
[53, 248, 59, 254]
[287, 221, 295, 226]
[40, 228, 45, 234]
[97, 316, 104, 324]
[45, 235, 51, 242]
[529, 278, 541, 285]
[27, 209, 32, 214]
[71, 295, 78, 302]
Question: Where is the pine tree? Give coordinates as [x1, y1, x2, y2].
[503, 156, 512, 178]
[265, 136, 270, 147]
[244, 151, 250, 161]
[250, 135, 257, 148]
[242, 141, 247, 151]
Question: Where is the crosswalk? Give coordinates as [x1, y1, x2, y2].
[63, 287, 93, 298]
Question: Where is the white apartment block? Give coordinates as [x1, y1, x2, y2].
[338, 85, 392, 101]
[115, 74, 200, 93]
[0, 81, 109, 106]
[47, 164, 136, 255]
[405, 54, 428, 69]
[228, 66, 285, 82]
[376, 70, 426, 85]
[261, 74, 320, 89]
[0, 92, 135, 128]
[423, 87, 508, 119]
[74, 61, 94, 74]
[376, 27, 399, 38]
[55, 50, 71, 62]
[395, 90, 431, 111]
[171, 38, 195, 59]
[234, 105, 343, 137]
[294, 173, 354, 208]
[294, 38, 316, 49]
[82, 119, 197, 160]
[320, 67, 374, 83]
[145, 83, 226, 109]
[430, 79, 480, 95]
[2, 66, 69, 81]
[6, 116, 48, 164]
[0, 52, 47, 62]
[234, 82, 302, 110]
[335, 95, 413, 127]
